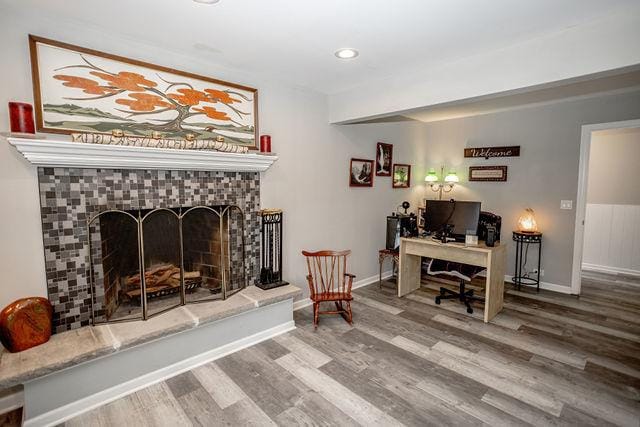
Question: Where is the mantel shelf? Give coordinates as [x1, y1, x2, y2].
[5, 137, 278, 172]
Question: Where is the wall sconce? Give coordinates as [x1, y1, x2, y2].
[517, 208, 539, 233]
[425, 166, 458, 200]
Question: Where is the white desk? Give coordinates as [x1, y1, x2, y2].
[398, 237, 507, 322]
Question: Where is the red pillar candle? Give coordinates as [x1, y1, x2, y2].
[9, 102, 35, 134]
[260, 135, 271, 153]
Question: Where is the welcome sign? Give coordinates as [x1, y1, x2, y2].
[464, 146, 520, 159]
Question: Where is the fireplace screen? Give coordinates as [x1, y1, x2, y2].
[88, 205, 246, 324]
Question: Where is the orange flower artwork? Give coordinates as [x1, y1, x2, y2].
[116, 93, 173, 112]
[167, 88, 210, 106]
[53, 75, 115, 96]
[204, 89, 240, 104]
[90, 71, 157, 92]
[193, 106, 231, 121]
[31, 36, 258, 146]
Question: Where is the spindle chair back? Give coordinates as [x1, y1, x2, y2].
[301, 250, 355, 328]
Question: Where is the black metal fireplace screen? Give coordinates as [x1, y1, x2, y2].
[87, 205, 246, 324]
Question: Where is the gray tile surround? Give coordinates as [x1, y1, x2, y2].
[38, 168, 260, 333]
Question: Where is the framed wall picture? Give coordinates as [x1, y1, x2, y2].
[375, 142, 393, 176]
[29, 35, 259, 148]
[469, 166, 508, 181]
[349, 158, 374, 187]
[392, 164, 411, 188]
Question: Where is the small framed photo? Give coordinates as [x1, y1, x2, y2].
[375, 142, 393, 176]
[392, 164, 411, 188]
[349, 158, 374, 187]
[469, 166, 508, 182]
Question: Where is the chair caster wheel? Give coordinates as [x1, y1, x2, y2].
[435, 297, 441, 305]
[466, 307, 473, 314]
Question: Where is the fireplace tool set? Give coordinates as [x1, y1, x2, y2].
[257, 209, 289, 290]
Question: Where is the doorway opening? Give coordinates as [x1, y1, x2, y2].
[571, 119, 640, 295]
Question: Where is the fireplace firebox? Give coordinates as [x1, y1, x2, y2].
[88, 205, 246, 324]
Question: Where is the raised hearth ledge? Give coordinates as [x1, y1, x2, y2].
[0, 284, 301, 389]
[5, 137, 278, 172]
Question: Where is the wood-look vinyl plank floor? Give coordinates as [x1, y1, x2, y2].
[63, 271, 640, 427]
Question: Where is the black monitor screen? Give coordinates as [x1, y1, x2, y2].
[424, 200, 481, 237]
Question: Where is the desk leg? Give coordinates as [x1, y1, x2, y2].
[398, 242, 421, 297]
[484, 248, 506, 322]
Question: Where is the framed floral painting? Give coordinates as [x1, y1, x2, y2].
[29, 35, 258, 148]
[392, 164, 411, 188]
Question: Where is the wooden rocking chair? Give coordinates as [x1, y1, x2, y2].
[302, 250, 355, 329]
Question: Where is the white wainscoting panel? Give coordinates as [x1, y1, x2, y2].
[582, 203, 640, 276]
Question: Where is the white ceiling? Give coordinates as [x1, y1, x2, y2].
[1, 0, 637, 95]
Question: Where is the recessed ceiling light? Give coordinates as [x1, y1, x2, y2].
[334, 48, 359, 59]
[193, 0, 220, 4]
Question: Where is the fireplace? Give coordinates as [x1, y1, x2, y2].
[37, 168, 260, 333]
[88, 205, 246, 323]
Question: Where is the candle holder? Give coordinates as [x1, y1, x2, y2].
[260, 135, 272, 153]
[8, 102, 35, 134]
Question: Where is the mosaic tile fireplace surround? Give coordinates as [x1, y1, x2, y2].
[38, 168, 260, 333]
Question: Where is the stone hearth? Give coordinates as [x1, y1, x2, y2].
[38, 168, 260, 333]
[0, 285, 301, 390]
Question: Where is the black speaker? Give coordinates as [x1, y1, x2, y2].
[386, 216, 400, 250]
[486, 226, 497, 247]
[386, 214, 418, 250]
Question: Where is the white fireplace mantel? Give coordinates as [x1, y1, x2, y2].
[6, 137, 278, 172]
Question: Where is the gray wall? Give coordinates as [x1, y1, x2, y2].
[0, 11, 419, 307]
[587, 128, 640, 205]
[400, 90, 640, 289]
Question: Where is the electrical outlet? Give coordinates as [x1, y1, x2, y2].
[533, 268, 545, 277]
[560, 200, 573, 210]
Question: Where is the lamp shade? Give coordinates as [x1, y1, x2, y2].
[424, 169, 439, 183]
[517, 208, 538, 233]
[444, 171, 459, 183]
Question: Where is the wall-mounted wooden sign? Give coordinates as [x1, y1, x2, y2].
[469, 166, 508, 182]
[464, 146, 520, 159]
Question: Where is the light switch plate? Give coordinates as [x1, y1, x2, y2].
[560, 200, 573, 210]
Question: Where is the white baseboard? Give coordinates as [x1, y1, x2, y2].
[24, 321, 295, 427]
[504, 274, 572, 294]
[582, 263, 640, 277]
[0, 388, 23, 415]
[293, 270, 393, 311]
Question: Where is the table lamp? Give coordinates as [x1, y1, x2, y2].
[517, 208, 538, 233]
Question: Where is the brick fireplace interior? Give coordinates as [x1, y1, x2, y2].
[89, 205, 246, 323]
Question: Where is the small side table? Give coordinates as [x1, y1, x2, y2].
[378, 249, 399, 288]
[512, 231, 542, 292]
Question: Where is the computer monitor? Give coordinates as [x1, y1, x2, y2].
[423, 200, 481, 240]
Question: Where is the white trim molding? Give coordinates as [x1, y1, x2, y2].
[582, 263, 640, 277]
[290, 270, 574, 309]
[504, 274, 572, 295]
[0, 388, 23, 416]
[23, 321, 294, 427]
[6, 137, 278, 172]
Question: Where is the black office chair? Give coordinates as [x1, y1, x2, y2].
[430, 212, 501, 314]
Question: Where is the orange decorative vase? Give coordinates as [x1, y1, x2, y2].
[0, 297, 53, 352]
